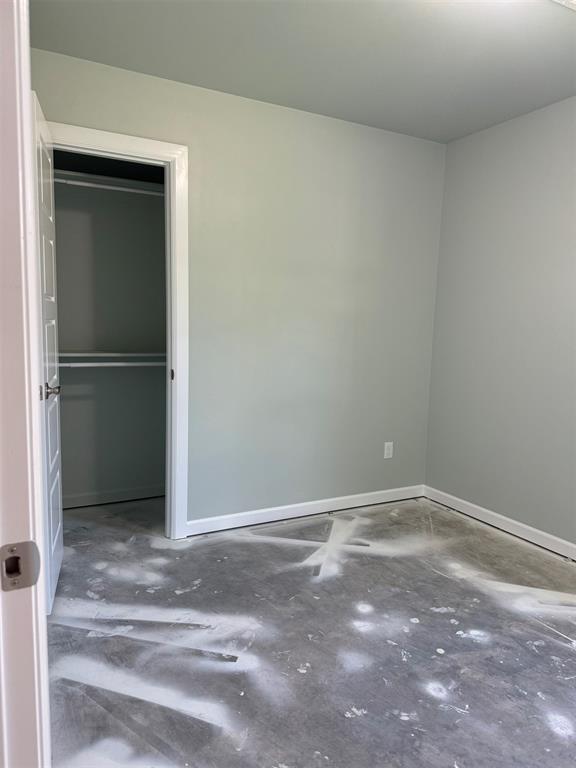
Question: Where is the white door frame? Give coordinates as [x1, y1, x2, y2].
[0, 0, 51, 765]
[48, 122, 190, 540]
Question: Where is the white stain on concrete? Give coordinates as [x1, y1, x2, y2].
[351, 620, 374, 634]
[301, 517, 365, 580]
[397, 711, 419, 722]
[455, 629, 490, 643]
[447, 562, 576, 619]
[199, 651, 260, 674]
[425, 681, 449, 700]
[109, 542, 132, 554]
[52, 598, 262, 652]
[344, 706, 367, 719]
[60, 738, 173, 768]
[52, 656, 236, 733]
[86, 624, 134, 638]
[148, 535, 196, 551]
[546, 712, 574, 738]
[92, 561, 164, 586]
[236, 515, 444, 581]
[339, 651, 373, 672]
[174, 579, 202, 595]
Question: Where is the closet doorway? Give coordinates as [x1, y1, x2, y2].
[44, 122, 190, 609]
[55, 149, 167, 512]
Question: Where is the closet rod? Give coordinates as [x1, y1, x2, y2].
[59, 362, 166, 368]
[54, 177, 164, 198]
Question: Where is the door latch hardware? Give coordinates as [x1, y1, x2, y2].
[45, 382, 61, 399]
[1, 541, 40, 591]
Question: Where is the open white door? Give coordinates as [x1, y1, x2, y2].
[33, 93, 63, 612]
[0, 1, 51, 765]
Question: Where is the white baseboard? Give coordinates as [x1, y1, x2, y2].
[424, 486, 576, 561]
[181, 483, 576, 562]
[184, 485, 425, 537]
[63, 486, 165, 510]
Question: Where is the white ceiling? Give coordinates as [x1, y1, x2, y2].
[30, 0, 576, 143]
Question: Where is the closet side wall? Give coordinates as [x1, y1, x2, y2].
[55, 182, 167, 508]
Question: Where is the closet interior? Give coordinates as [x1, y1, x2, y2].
[53, 150, 167, 517]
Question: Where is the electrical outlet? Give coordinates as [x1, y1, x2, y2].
[384, 441, 394, 459]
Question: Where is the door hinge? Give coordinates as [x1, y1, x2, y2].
[170, 369, 175, 381]
[1, 541, 40, 591]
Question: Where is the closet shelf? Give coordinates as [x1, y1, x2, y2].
[58, 352, 167, 368]
[54, 172, 164, 198]
[59, 362, 166, 368]
[59, 352, 166, 357]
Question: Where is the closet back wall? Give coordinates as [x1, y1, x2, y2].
[55, 182, 166, 508]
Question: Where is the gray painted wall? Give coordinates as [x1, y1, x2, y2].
[55, 182, 166, 507]
[427, 97, 576, 543]
[33, 49, 445, 521]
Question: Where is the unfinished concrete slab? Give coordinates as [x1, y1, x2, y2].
[49, 498, 576, 767]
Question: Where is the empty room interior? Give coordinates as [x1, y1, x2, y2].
[12, 0, 576, 765]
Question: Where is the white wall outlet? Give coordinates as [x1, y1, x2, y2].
[384, 441, 394, 459]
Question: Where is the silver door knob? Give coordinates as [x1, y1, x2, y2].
[44, 382, 61, 399]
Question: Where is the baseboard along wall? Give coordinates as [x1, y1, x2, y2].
[184, 483, 576, 562]
[184, 485, 425, 536]
[423, 486, 576, 562]
[63, 486, 165, 510]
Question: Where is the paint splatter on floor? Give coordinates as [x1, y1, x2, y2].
[49, 498, 576, 767]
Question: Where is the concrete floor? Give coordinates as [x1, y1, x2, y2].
[49, 497, 576, 768]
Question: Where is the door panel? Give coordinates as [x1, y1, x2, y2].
[44, 318, 58, 384]
[34, 93, 63, 612]
[47, 398, 60, 471]
[49, 474, 62, 549]
[42, 234, 56, 300]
